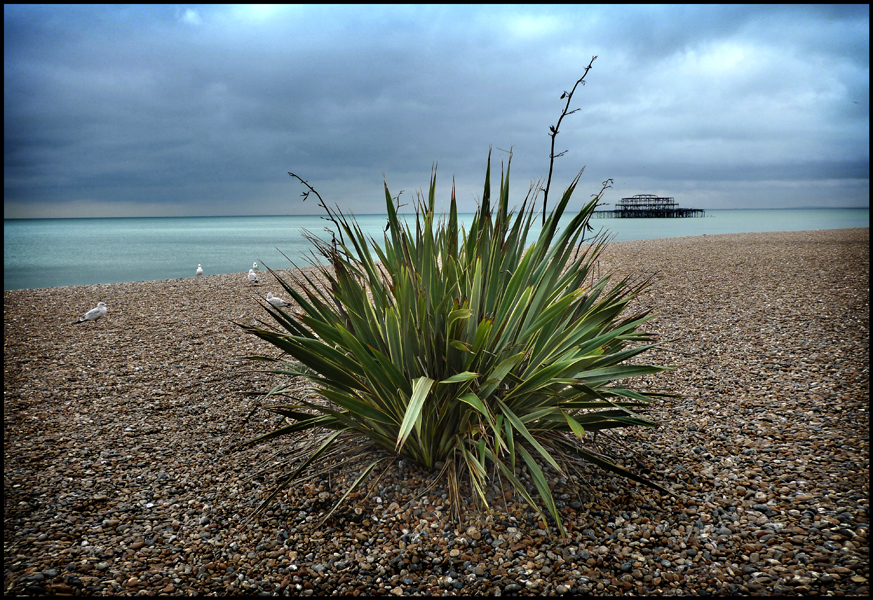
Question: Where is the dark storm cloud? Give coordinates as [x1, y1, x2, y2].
[4, 4, 869, 218]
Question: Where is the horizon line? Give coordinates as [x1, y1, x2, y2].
[4, 205, 870, 221]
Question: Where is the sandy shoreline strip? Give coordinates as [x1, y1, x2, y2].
[5, 228, 869, 596]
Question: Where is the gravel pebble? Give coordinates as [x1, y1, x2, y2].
[5, 228, 869, 596]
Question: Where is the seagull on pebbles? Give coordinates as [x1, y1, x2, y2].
[248, 269, 259, 285]
[196, 264, 203, 277]
[252, 261, 259, 273]
[266, 292, 291, 308]
[75, 302, 108, 324]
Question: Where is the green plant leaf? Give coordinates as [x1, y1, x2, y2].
[562, 411, 586, 440]
[497, 400, 562, 474]
[439, 371, 479, 384]
[518, 444, 566, 537]
[396, 376, 436, 452]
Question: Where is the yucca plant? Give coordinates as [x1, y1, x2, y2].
[237, 149, 675, 538]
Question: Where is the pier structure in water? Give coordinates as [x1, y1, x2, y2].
[593, 194, 705, 218]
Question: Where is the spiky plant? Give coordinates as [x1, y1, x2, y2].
[237, 150, 674, 537]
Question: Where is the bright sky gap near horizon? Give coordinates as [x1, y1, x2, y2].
[4, 5, 869, 219]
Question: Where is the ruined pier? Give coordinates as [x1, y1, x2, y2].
[593, 194, 704, 218]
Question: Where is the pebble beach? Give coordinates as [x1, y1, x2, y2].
[4, 228, 869, 596]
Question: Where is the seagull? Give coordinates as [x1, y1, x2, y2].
[196, 264, 203, 277]
[248, 269, 259, 285]
[266, 292, 291, 308]
[75, 302, 108, 324]
[252, 261, 259, 273]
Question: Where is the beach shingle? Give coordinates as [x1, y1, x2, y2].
[4, 228, 869, 596]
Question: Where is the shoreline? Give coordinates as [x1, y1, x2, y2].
[5, 228, 869, 596]
[4, 226, 870, 293]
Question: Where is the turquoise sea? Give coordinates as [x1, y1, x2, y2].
[4, 208, 869, 291]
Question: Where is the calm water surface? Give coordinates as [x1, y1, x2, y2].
[4, 208, 868, 291]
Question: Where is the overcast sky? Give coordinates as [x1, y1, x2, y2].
[4, 4, 869, 219]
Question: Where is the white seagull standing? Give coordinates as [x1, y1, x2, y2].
[196, 264, 203, 277]
[75, 302, 108, 324]
[266, 292, 291, 308]
[248, 269, 259, 285]
[252, 261, 259, 273]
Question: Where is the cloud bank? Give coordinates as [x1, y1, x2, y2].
[4, 4, 869, 218]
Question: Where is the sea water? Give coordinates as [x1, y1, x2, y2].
[4, 208, 868, 291]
